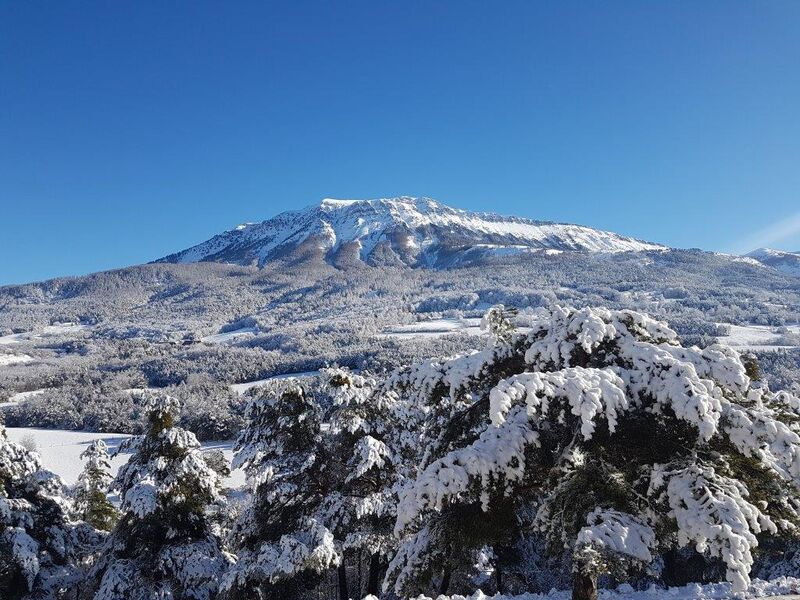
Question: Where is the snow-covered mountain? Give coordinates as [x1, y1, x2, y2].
[158, 197, 665, 268]
[747, 248, 800, 277]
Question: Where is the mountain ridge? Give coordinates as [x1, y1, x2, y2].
[747, 247, 800, 277]
[156, 197, 667, 268]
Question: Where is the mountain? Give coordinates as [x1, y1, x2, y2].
[157, 197, 666, 268]
[747, 248, 800, 277]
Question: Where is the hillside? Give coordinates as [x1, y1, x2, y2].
[748, 247, 800, 277]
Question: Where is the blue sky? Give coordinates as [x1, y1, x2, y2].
[1, 2, 799, 285]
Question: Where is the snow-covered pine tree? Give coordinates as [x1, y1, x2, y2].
[1, 423, 98, 599]
[481, 304, 518, 344]
[320, 367, 405, 598]
[388, 306, 800, 600]
[85, 391, 232, 600]
[377, 319, 530, 596]
[222, 382, 339, 600]
[73, 440, 119, 532]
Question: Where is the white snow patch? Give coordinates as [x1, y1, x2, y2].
[413, 577, 800, 599]
[716, 324, 800, 352]
[2, 389, 46, 407]
[0, 322, 89, 345]
[381, 318, 484, 339]
[230, 371, 319, 395]
[5, 427, 246, 489]
[0, 353, 36, 366]
[201, 327, 259, 345]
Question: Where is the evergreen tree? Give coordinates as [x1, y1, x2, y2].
[481, 304, 518, 344]
[73, 440, 119, 532]
[222, 382, 339, 599]
[320, 367, 405, 598]
[1, 423, 99, 599]
[389, 306, 800, 600]
[85, 392, 232, 600]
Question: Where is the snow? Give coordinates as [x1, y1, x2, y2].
[716, 324, 800, 352]
[0, 353, 36, 366]
[1, 389, 45, 407]
[651, 463, 777, 594]
[391, 306, 800, 595]
[747, 248, 800, 277]
[576, 509, 655, 563]
[410, 577, 800, 599]
[382, 317, 484, 339]
[4, 427, 246, 489]
[230, 370, 318, 395]
[0, 322, 89, 345]
[200, 326, 258, 345]
[161, 197, 666, 267]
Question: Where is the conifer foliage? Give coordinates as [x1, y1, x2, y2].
[84, 391, 231, 600]
[0, 423, 97, 599]
[73, 440, 119, 532]
[389, 306, 800, 599]
[222, 382, 339, 599]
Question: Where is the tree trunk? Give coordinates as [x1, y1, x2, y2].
[367, 552, 381, 596]
[572, 571, 598, 600]
[495, 559, 504, 594]
[338, 563, 349, 600]
[439, 563, 452, 595]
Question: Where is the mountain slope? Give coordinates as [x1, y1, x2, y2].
[747, 248, 800, 277]
[157, 197, 666, 268]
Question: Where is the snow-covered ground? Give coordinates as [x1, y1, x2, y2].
[0, 353, 36, 366]
[716, 323, 800, 352]
[0, 322, 89, 345]
[414, 577, 800, 599]
[3, 389, 46, 406]
[230, 370, 318, 394]
[5, 427, 246, 489]
[200, 326, 259, 345]
[381, 317, 484, 339]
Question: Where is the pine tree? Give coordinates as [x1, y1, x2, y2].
[481, 303, 518, 344]
[1, 423, 99, 599]
[320, 367, 404, 598]
[222, 382, 339, 599]
[85, 392, 232, 600]
[73, 440, 119, 532]
[389, 306, 800, 599]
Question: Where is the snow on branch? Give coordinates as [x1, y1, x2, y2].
[650, 462, 778, 593]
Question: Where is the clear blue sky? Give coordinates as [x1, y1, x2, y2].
[2, 2, 799, 285]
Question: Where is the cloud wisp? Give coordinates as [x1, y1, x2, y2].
[732, 211, 800, 255]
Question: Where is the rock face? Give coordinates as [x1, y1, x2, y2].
[157, 197, 666, 268]
[747, 248, 800, 277]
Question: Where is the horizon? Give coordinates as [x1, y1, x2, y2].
[2, 2, 800, 284]
[2, 194, 795, 286]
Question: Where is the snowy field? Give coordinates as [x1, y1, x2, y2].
[4, 389, 45, 405]
[5, 427, 246, 489]
[0, 322, 89, 345]
[716, 323, 800, 352]
[201, 326, 259, 345]
[230, 370, 319, 394]
[416, 577, 800, 599]
[381, 317, 484, 339]
[0, 352, 36, 365]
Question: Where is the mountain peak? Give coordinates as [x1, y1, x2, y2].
[157, 197, 666, 268]
[747, 248, 800, 277]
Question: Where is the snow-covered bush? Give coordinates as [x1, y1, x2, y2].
[388, 306, 800, 599]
